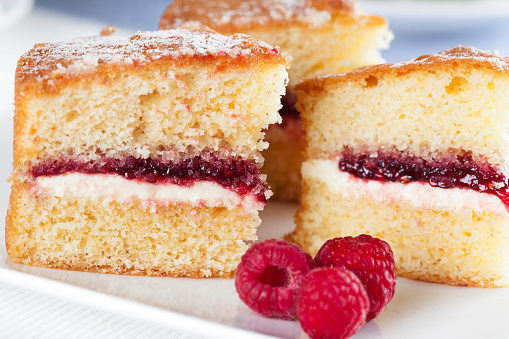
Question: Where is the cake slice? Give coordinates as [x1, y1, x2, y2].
[6, 27, 290, 278]
[160, 0, 393, 201]
[290, 46, 509, 287]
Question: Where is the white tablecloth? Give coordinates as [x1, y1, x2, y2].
[0, 282, 193, 339]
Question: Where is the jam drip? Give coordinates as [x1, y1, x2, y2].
[32, 155, 268, 202]
[339, 151, 509, 206]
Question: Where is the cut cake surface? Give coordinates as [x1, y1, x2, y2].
[7, 27, 290, 278]
[290, 46, 509, 287]
[160, 0, 393, 201]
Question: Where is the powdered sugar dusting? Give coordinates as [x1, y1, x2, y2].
[389, 46, 509, 71]
[17, 27, 286, 83]
[168, 0, 304, 28]
[161, 0, 360, 30]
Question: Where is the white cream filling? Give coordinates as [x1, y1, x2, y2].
[34, 173, 265, 210]
[303, 159, 509, 216]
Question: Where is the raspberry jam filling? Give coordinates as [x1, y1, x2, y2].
[32, 155, 268, 202]
[339, 150, 509, 206]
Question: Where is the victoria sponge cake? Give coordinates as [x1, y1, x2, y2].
[6, 27, 290, 278]
[290, 46, 509, 287]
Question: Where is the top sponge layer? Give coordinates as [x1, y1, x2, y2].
[14, 28, 290, 169]
[296, 46, 509, 173]
[297, 46, 508, 92]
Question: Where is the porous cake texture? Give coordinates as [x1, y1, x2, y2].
[6, 27, 291, 278]
[160, 0, 393, 201]
[290, 46, 509, 287]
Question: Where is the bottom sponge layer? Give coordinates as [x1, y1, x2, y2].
[290, 171, 509, 287]
[6, 182, 259, 278]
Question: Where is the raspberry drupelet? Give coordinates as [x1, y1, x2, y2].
[235, 239, 315, 319]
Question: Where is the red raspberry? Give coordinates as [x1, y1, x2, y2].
[314, 234, 396, 321]
[297, 267, 369, 339]
[235, 239, 315, 319]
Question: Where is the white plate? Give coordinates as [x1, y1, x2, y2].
[359, 0, 509, 34]
[2, 7, 509, 339]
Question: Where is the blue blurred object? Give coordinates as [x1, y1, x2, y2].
[35, 0, 173, 30]
[359, 0, 509, 62]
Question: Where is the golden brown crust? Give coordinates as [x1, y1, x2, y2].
[16, 27, 291, 94]
[295, 46, 509, 95]
[160, 0, 362, 31]
[396, 268, 506, 288]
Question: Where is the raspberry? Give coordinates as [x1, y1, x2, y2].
[314, 234, 396, 321]
[297, 267, 369, 339]
[235, 239, 315, 319]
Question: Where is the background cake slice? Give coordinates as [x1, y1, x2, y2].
[6, 27, 290, 278]
[160, 0, 393, 201]
[290, 46, 509, 287]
